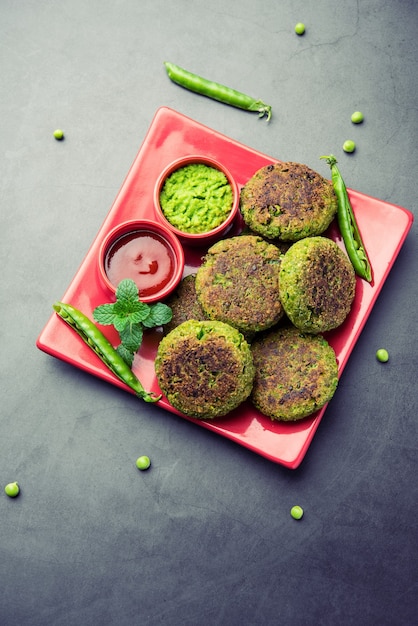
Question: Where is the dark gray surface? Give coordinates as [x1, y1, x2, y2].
[1, 1, 417, 625]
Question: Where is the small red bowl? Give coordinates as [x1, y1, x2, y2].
[98, 219, 185, 303]
[154, 155, 239, 247]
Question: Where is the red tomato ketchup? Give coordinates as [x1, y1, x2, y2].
[104, 230, 176, 297]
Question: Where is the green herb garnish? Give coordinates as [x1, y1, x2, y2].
[93, 279, 172, 366]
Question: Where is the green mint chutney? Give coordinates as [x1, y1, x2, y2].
[159, 163, 233, 234]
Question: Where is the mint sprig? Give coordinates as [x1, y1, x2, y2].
[93, 279, 172, 365]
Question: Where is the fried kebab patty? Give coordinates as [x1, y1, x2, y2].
[163, 274, 207, 334]
[155, 320, 255, 420]
[195, 235, 284, 334]
[279, 236, 356, 333]
[239, 161, 337, 241]
[251, 326, 339, 421]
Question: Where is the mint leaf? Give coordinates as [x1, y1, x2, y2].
[116, 343, 134, 367]
[93, 278, 172, 361]
[93, 303, 119, 326]
[111, 300, 151, 331]
[119, 323, 143, 353]
[142, 302, 173, 328]
[116, 278, 140, 305]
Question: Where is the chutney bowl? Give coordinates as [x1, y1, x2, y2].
[154, 155, 239, 247]
[98, 219, 185, 303]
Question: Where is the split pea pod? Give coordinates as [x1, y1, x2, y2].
[164, 62, 272, 121]
[320, 155, 372, 282]
[53, 302, 161, 402]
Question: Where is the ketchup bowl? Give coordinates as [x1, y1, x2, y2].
[154, 155, 239, 247]
[98, 219, 185, 303]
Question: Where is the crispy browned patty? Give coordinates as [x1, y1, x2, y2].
[279, 236, 356, 333]
[195, 235, 284, 334]
[251, 326, 339, 421]
[240, 161, 337, 241]
[155, 320, 255, 419]
[163, 274, 207, 333]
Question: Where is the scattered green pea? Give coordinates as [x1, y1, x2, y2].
[343, 140, 356, 153]
[136, 455, 151, 471]
[53, 129, 64, 140]
[351, 111, 364, 124]
[290, 505, 304, 520]
[5, 482, 20, 498]
[295, 22, 306, 35]
[376, 348, 389, 363]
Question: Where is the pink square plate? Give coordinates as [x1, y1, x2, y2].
[37, 107, 414, 469]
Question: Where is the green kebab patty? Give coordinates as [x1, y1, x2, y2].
[195, 235, 285, 334]
[163, 274, 207, 334]
[251, 326, 339, 421]
[239, 161, 337, 241]
[155, 320, 255, 420]
[279, 236, 356, 333]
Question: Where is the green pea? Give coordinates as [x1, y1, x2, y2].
[136, 455, 151, 470]
[53, 129, 64, 140]
[295, 23, 306, 35]
[5, 482, 20, 498]
[290, 505, 304, 520]
[343, 140, 356, 153]
[376, 348, 389, 363]
[351, 111, 364, 124]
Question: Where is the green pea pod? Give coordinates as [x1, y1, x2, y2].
[53, 302, 161, 402]
[164, 62, 272, 121]
[320, 155, 372, 282]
